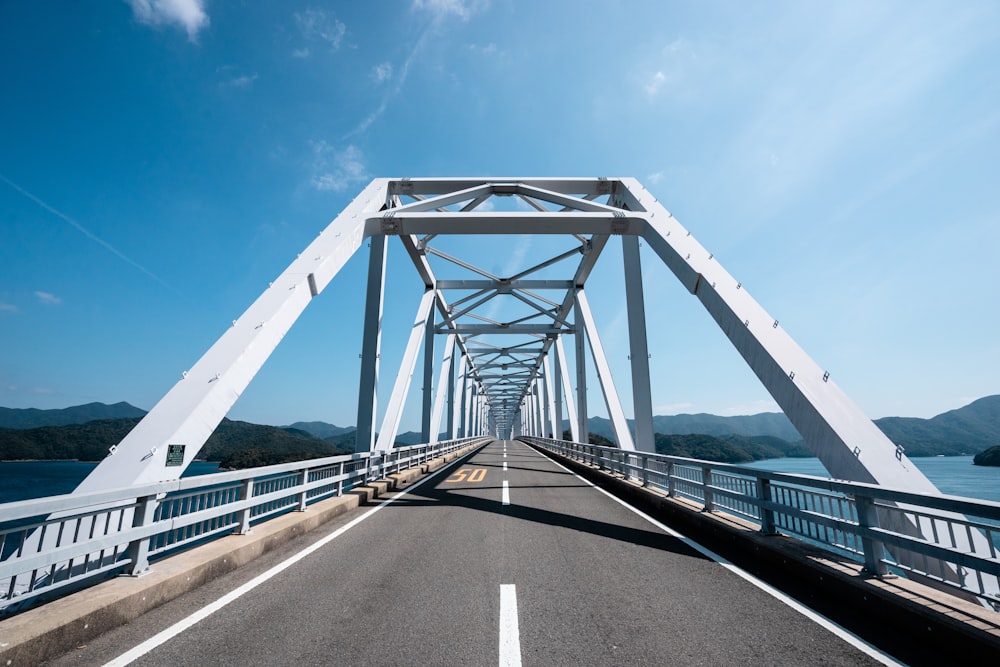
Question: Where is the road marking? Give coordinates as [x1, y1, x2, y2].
[502, 480, 510, 505]
[536, 450, 903, 667]
[499, 584, 522, 667]
[503, 462, 508, 471]
[102, 449, 481, 667]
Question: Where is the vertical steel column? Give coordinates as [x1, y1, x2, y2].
[574, 291, 588, 443]
[448, 348, 458, 439]
[575, 289, 636, 450]
[355, 235, 387, 452]
[556, 336, 580, 442]
[551, 346, 564, 439]
[429, 334, 456, 444]
[543, 355, 559, 438]
[622, 235, 655, 453]
[457, 359, 468, 438]
[421, 300, 436, 442]
[374, 289, 436, 451]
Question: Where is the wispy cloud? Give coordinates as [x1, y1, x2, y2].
[0, 302, 17, 314]
[412, 0, 487, 21]
[34, 291, 61, 305]
[647, 172, 664, 185]
[310, 142, 368, 192]
[0, 172, 176, 292]
[644, 71, 666, 96]
[125, 0, 209, 42]
[371, 62, 393, 84]
[223, 72, 259, 89]
[293, 8, 346, 55]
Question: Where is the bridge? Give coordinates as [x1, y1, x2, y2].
[2, 178, 1000, 664]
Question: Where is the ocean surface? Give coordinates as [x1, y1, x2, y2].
[0, 461, 221, 504]
[1, 457, 998, 505]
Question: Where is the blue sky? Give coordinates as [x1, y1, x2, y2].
[1, 1, 998, 430]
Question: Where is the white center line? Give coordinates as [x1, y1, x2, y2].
[499, 584, 522, 667]
[502, 480, 510, 505]
[503, 462, 508, 471]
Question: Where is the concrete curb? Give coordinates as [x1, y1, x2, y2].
[0, 441, 487, 666]
[527, 442, 1000, 664]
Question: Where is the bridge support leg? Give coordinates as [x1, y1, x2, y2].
[556, 336, 579, 442]
[623, 235, 655, 453]
[429, 334, 456, 445]
[574, 292, 588, 443]
[543, 354, 559, 438]
[355, 235, 387, 452]
[375, 289, 436, 451]
[576, 289, 636, 450]
[421, 300, 435, 442]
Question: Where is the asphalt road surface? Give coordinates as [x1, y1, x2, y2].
[46, 440, 898, 666]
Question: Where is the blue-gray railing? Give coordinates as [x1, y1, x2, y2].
[0, 437, 489, 616]
[521, 436, 1000, 608]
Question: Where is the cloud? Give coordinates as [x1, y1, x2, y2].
[412, 0, 487, 21]
[310, 142, 368, 192]
[34, 291, 61, 305]
[647, 172, 664, 185]
[644, 71, 666, 96]
[294, 8, 346, 52]
[223, 73, 259, 89]
[0, 302, 17, 314]
[125, 0, 209, 42]
[371, 62, 393, 84]
[467, 42, 498, 55]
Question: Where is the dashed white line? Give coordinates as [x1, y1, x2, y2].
[503, 462, 508, 471]
[502, 480, 510, 505]
[499, 584, 522, 667]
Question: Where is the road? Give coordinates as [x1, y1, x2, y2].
[46, 440, 896, 666]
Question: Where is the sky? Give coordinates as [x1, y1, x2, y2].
[1, 0, 998, 431]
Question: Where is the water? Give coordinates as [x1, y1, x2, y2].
[742, 456, 1000, 503]
[0, 461, 221, 504]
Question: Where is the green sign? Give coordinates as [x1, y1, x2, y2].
[166, 444, 185, 467]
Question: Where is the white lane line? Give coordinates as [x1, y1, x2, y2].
[503, 462, 508, 471]
[499, 584, 522, 667]
[538, 452, 903, 667]
[502, 480, 510, 506]
[103, 452, 476, 667]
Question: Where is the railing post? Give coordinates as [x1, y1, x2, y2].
[701, 466, 715, 512]
[855, 494, 889, 577]
[337, 461, 346, 496]
[125, 493, 159, 576]
[296, 469, 308, 512]
[236, 478, 255, 533]
[666, 462, 675, 497]
[757, 478, 777, 535]
[641, 455, 649, 488]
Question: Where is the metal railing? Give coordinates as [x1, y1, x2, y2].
[0, 437, 489, 616]
[521, 436, 1000, 608]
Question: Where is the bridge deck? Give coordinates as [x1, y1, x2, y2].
[47, 441, 889, 666]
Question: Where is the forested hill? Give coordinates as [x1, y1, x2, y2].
[0, 418, 350, 467]
[0, 402, 146, 429]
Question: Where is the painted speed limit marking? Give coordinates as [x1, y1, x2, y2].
[445, 467, 487, 483]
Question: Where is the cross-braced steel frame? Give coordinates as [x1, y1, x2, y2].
[36, 177, 1000, 600]
[74, 177, 944, 497]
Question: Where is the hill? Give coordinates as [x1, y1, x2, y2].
[874, 395, 1000, 455]
[282, 421, 354, 439]
[0, 402, 146, 429]
[0, 417, 350, 467]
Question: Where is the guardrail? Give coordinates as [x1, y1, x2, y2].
[0, 437, 489, 617]
[520, 436, 1000, 609]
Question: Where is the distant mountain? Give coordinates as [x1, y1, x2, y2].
[576, 395, 1000, 457]
[0, 402, 147, 429]
[874, 395, 1000, 456]
[282, 421, 354, 439]
[0, 417, 350, 466]
[581, 413, 801, 442]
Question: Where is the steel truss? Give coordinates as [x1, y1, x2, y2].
[75, 177, 945, 496]
[25, 176, 990, 604]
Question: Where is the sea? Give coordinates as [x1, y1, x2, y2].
[1, 456, 999, 505]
